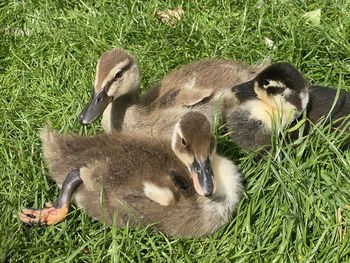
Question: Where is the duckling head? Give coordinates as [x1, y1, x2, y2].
[232, 63, 309, 120]
[79, 48, 140, 125]
[171, 112, 216, 197]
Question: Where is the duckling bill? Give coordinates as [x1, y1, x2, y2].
[79, 49, 139, 125]
[20, 112, 243, 237]
[227, 62, 350, 149]
[79, 88, 112, 124]
[191, 157, 214, 196]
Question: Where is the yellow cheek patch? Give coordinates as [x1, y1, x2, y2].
[255, 85, 281, 110]
[243, 100, 276, 130]
[244, 97, 297, 130]
[253, 85, 297, 127]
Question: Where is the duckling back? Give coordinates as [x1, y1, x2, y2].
[307, 86, 350, 125]
[40, 128, 186, 186]
[155, 59, 266, 107]
[40, 128, 194, 226]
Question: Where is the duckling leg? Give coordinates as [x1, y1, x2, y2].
[20, 168, 83, 226]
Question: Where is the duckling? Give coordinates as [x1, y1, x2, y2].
[227, 62, 350, 149]
[78, 48, 267, 135]
[20, 112, 243, 237]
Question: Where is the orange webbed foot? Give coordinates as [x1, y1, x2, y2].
[19, 168, 83, 227]
[20, 203, 68, 226]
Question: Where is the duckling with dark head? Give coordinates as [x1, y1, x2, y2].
[227, 62, 350, 150]
[227, 63, 308, 149]
[20, 112, 243, 237]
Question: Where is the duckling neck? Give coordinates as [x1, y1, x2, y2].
[199, 154, 242, 223]
[102, 90, 140, 132]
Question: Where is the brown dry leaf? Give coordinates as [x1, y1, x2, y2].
[7, 26, 31, 37]
[155, 7, 184, 26]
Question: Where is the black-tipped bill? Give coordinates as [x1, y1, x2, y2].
[231, 80, 257, 102]
[78, 88, 112, 125]
[191, 158, 215, 197]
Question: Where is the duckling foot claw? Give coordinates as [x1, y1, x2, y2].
[45, 202, 53, 208]
[20, 205, 68, 226]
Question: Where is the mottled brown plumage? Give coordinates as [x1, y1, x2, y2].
[24, 112, 243, 237]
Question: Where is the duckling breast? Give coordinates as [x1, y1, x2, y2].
[227, 106, 272, 149]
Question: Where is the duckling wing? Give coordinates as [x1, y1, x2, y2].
[155, 59, 266, 108]
[176, 88, 214, 107]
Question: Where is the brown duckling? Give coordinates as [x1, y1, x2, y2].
[20, 112, 243, 237]
[227, 62, 350, 149]
[78, 48, 267, 135]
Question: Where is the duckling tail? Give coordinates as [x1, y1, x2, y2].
[39, 126, 87, 185]
[40, 126, 65, 162]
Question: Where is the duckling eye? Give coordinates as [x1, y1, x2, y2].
[262, 79, 270, 87]
[181, 138, 187, 147]
[114, 71, 123, 80]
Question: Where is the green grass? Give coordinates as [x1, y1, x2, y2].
[1, 0, 350, 261]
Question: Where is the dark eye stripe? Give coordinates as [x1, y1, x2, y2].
[267, 86, 284, 95]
